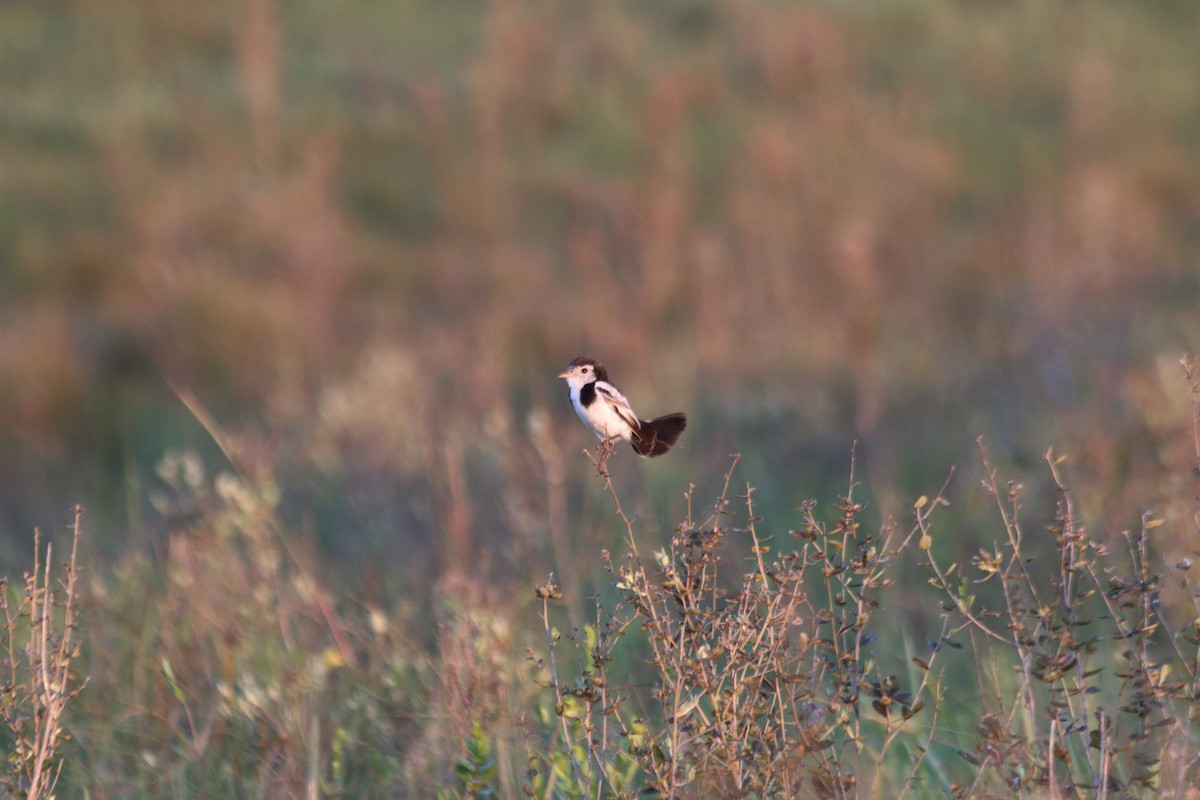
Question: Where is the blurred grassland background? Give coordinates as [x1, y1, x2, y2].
[2, 0, 1200, 795]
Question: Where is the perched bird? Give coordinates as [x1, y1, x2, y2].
[558, 356, 687, 457]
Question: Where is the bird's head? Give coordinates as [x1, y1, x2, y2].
[558, 356, 607, 388]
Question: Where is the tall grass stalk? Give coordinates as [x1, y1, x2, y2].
[1, 507, 86, 799]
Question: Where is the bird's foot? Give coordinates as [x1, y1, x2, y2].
[593, 437, 618, 477]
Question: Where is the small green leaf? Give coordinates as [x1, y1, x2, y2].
[160, 658, 186, 704]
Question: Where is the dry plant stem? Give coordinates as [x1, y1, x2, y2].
[975, 439, 1046, 643]
[539, 589, 589, 793]
[980, 445, 1070, 792]
[587, 603, 619, 799]
[1045, 451, 1077, 609]
[975, 442, 1044, 733]
[2, 507, 86, 800]
[876, 623, 950, 797]
[588, 441, 641, 569]
[819, 449, 859, 780]
[833, 448, 883, 786]
[923, 446, 1046, 795]
[31, 541, 58, 798]
[586, 450, 753, 795]
[1044, 451, 1099, 783]
[868, 486, 956, 798]
[40, 514, 81, 798]
[896, 674, 945, 800]
[668, 458, 742, 793]
[1048, 452, 1192, 794]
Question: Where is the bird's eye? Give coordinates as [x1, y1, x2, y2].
[582, 366, 590, 373]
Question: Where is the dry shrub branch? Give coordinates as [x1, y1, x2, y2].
[1, 507, 86, 800]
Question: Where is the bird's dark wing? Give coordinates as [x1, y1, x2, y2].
[595, 381, 640, 430]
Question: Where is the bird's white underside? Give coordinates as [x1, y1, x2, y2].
[569, 380, 639, 441]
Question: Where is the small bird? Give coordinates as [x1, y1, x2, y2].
[558, 356, 687, 457]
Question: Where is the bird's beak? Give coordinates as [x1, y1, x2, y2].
[558, 370, 571, 379]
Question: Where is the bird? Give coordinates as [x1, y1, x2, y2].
[558, 356, 687, 457]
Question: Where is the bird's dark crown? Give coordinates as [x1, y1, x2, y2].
[567, 356, 608, 382]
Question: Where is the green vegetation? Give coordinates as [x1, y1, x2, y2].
[6, 391, 1200, 796]
[2, 0, 1200, 795]
[524, 434, 1200, 797]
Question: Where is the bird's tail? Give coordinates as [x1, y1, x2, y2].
[631, 413, 687, 457]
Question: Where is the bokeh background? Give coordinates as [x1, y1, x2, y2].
[3, 0, 1200, 793]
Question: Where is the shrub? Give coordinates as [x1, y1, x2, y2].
[527, 429, 1200, 798]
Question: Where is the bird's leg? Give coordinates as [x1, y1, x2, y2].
[594, 437, 617, 477]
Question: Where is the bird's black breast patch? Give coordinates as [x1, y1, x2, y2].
[579, 381, 597, 407]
